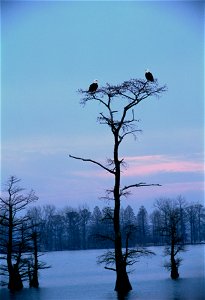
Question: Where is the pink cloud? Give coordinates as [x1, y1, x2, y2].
[72, 154, 203, 178]
[123, 155, 203, 177]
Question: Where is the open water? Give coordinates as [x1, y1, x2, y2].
[0, 245, 204, 300]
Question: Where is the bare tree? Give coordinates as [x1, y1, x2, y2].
[69, 77, 166, 293]
[26, 207, 51, 288]
[154, 197, 186, 279]
[0, 176, 38, 291]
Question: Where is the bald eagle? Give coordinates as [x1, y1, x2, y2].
[145, 70, 154, 82]
[88, 80, 98, 93]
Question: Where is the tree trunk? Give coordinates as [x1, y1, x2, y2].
[170, 243, 179, 280]
[30, 232, 39, 288]
[8, 264, 23, 291]
[113, 134, 132, 293]
[7, 204, 23, 291]
[115, 258, 132, 293]
[171, 258, 179, 280]
[30, 271, 39, 288]
[114, 209, 132, 293]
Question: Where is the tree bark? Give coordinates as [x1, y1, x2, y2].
[8, 264, 23, 291]
[30, 232, 39, 288]
[7, 203, 23, 291]
[170, 241, 179, 279]
[113, 133, 132, 293]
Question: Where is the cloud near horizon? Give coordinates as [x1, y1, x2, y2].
[122, 154, 203, 177]
[69, 154, 204, 206]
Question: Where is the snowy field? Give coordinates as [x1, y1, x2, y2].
[0, 245, 204, 300]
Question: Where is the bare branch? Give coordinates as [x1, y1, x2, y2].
[121, 182, 162, 192]
[97, 250, 116, 270]
[79, 79, 167, 111]
[104, 266, 116, 272]
[69, 155, 115, 175]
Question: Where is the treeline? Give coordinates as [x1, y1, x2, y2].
[1, 177, 205, 291]
[23, 196, 205, 252]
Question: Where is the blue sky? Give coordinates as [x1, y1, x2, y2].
[1, 0, 204, 211]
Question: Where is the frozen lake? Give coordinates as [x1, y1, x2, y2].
[0, 245, 204, 300]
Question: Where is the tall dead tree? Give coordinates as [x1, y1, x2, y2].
[70, 77, 166, 294]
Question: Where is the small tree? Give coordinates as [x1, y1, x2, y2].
[70, 77, 166, 293]
[154, 197, 186, 279]
[0, 176, 38, 291]
[26, 207, 51, 288]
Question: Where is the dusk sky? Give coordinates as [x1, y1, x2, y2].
[1, 1, 204, 211]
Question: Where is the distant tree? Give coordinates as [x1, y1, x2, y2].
[79, 206, 91, 249]
[122, 205, 137, 247]
[123, 205, 136, 226]
[52, 214, 65, 251]
[136, 206, 150, 245]
[89, 206, 104, 248]
[65, 208, 80, 250]
[186, 203, 205, 244]
[92, 206, 103, 227]
[195, 204, 205, 242]
[88, 206, 114, 249]
[26, 207, 51, 288]
[101, 206, 115, 247]
[0, 176, 38, 291]
[41, 205, 56, 251]
[2, 200, 202, 253]
[70, 77, 166, 294]
[150, 209, 163, 245]
[154, 197, 186, 279]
